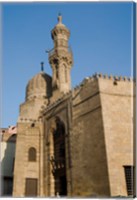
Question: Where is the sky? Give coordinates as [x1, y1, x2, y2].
[1, 2, 135, 128]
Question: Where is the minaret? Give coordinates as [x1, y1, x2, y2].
[49, 14, 73, 95]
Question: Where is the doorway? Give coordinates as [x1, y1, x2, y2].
[50, 117, 67, 196]
[25, 178, 37, 197]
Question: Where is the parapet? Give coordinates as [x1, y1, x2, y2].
[72, 73, 135, 93]
[93, 73, 134, 82]
[38, 73, 135, 118]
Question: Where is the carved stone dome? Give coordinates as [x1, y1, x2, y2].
[26, 72, 52, 101]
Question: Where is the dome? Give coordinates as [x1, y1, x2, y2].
[26, 72, 52, 101]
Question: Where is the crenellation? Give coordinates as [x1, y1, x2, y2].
[123, 76, 128, 81]
[119, 76, 123, 81]
[97, 73, 134, 83]
[39, 73, 134, 116]
[106, 74, 109, 79]
[109, 75, 113, 79]
[99, 73, 103, 78]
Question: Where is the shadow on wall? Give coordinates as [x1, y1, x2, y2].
[1, 134, 16, 196]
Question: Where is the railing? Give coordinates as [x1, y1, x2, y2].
[48, 46, 73, 58]
[48, 48, 54, 57]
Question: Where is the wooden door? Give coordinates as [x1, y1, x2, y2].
[25, 178, 37, 196]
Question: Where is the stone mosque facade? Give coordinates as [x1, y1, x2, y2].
[11, 15, 135, 197]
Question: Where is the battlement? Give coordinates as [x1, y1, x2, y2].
[73, 73, 134, 92]
[94, 73, 134, 81]
[80, 73, 134, 84]
[37, 73, 135, 119]
[72, 73, 134, 99]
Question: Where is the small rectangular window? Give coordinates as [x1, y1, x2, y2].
[124, 166, 134, 196]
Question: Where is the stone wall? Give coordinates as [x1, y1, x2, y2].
[99, 76, 134, 196]
[13, 121, 43, 197]
[70, 77, 110, 197]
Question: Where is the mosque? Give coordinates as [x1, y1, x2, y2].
[1, 14, 135, 197]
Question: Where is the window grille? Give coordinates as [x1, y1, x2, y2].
[124, 166, 134, 196]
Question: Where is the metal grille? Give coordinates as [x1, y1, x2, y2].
[124, 166, 134, 196]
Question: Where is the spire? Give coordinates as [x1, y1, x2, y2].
[41, 62, 44, 72]
[57, 13, 62, 24]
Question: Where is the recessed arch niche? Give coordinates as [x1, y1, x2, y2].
[47, 116, 67, 197]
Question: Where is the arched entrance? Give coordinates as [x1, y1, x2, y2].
[48, 117, 67, 196]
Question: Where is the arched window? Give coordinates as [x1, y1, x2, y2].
[28, 147, 36, 161]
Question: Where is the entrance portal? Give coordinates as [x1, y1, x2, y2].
[50, 117, 67, 196]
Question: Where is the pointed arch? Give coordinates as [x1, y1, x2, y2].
[47, 116, 67, 196]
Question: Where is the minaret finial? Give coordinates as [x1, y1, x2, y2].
[41, 62, 44, 72]
[58, 13, 62, 24]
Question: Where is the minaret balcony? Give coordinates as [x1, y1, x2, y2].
[48, 46, 72, 57]
[48, 46, 73, 65]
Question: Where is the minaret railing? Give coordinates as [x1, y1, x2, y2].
[48, 46, 72, 58]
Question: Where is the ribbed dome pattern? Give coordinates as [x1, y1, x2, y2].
[26, 72, 52, 101]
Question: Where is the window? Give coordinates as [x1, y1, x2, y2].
[3, 177, 13, 195]
[28, 147, 36, 161]
[124, 166, 134, 196]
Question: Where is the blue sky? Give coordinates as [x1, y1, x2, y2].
[2, 2, 134, 127]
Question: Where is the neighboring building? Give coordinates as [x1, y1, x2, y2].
[3, 15, 135, 197]
[0, 126, 17, 196]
